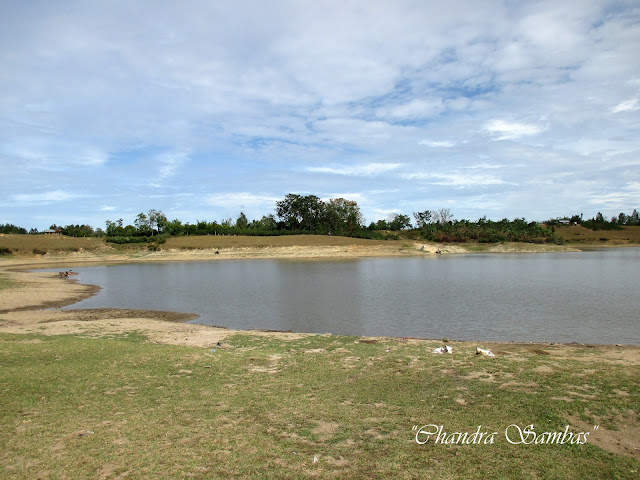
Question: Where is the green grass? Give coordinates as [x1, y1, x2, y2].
[1, 333, 638, 479]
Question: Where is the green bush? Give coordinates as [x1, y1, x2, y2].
[106, 236, 152, 244]
[153, 234, 170, 245]
[0, 247, 13, 255]
[581, 220, 623, 231]
[32, 248, 47, 255]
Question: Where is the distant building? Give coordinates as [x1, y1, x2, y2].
[43, 229, 62, 235]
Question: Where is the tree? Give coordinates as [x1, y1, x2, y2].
[256, 214, 277, 231]
[123, 224, 137, 236]
[433, 208, 453, 225]
[324, 198, 364, 233]
[165, 219, 185, 236]
[375, 219, 389, 230]
[105, 219, 124, 236]
[0, 223, 27, 234]
[105, 220, 116, 236]
[148, 209, 167, 235]
[413, 210, 432, 228]
[62, 224, 94, 237]
[618, 212, 628, 225]
[276, 194, 323, 231]
[134, 213, 150, 234]
[388, 213, 412, 231]
[236, 212, 249, 229]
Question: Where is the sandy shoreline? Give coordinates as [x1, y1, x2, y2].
[1, 245, 639, 359]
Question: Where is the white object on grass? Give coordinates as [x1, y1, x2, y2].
[476, 347, 495, 357]
[432, 345, 452, 354]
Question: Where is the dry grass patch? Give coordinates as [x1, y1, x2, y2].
[0, 234, 105, 254]
[555, 225, 640, 244]
[164, 234, 399, 249]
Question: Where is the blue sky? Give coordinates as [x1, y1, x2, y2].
[1, 0, 639, 230]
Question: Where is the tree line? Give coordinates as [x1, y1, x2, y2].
[546, 210, 640, 230]
[103, 195, 381, 243]
[0, 223, 28, 235]
[3, 197, 638, 244]
[411, 210, 557, 243]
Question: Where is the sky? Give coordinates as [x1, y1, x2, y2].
[1, 0, 640, 230]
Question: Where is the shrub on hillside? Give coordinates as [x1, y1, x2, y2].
[106, 236, 151, 244]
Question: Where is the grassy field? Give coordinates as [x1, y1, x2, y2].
[0, 234, 403, 257]
[553, 225, 640, 245]
[1, 228, 639, 257]
[0, 234, 105, 255]
[1, 332, 638, 479]
[164, 234, 398, 249]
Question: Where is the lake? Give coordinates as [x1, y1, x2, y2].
[53, 248, 640, 345]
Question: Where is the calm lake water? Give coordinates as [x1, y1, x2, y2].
[51, 248, 640, 345]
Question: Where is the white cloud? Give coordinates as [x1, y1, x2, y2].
[308, 163, 402, 176]
[468, 162, 513, 170]
[404, 172, 510, 188]
[3, 143, 108, 169]
[563, 138, 640, 157]
[321, 192, 367, 203]
[149, 151, 190, 188]
[12, 190, 82, 204]
[205, 192, 281, 211]
[611, 99, 640, 113]
[312, 118, 402, 145]
[77, 148, 108, 166]
[418, 140, 455, 148]
[484, 120, 545, 141]
[381, 98, 445, 120]
[587, 182, 640, 209]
